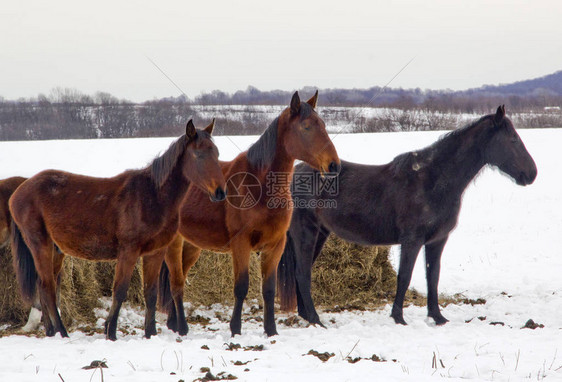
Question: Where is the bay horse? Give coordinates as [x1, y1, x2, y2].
[144, 91, 340, 337]
[277, 106, 537, 326]
[10, 120, 226, 340]
[0, 176, 26, 246]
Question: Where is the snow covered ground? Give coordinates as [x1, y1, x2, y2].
[0, 127, 561, 381]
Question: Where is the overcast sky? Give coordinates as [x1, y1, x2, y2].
[1, 0, 561, 102]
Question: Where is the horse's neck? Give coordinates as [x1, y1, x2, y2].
[260, 144, 295, 199]
[429, 130, 486, 198]
[269, 149, 295, 174]
[156, 162, 190, 213]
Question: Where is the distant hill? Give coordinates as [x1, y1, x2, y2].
[459, 71, 562, 97]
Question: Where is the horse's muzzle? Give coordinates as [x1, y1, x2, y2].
[210, 186, 227, 202]
[326, 161, 341, 177]
[517, 168, 537, 186]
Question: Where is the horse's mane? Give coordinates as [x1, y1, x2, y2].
[150, 134, 190, 188]
[247, 102, 314, 170]
[248, 117, 279, 171]
[390, 114, 494, 175]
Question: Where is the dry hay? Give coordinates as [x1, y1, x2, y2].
[0, 246, 27, 325]
[184, 250, 263, 307]
[183, 235, 395, 310]
[1, 233, 394, 329]
[311, 235, 395, 309]
[0, 245, 143, 329]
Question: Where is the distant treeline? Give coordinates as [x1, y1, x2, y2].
[194, 84, 562, 113]
[2, 71, 562, 140]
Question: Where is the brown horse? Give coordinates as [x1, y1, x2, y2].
[10, 120, 226, 340]
[144, 91, 341, 337]
[0, 176, 26, 246]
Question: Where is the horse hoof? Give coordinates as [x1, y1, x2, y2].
[106, 333, 117, 341]
[230, 330, 241, 337]
[266, 331, 278, 337]
[144, 329, 157, 339]
[432, 316, 449, 326]
[166, 322, 178, 332]
[391, 315, 408, 326]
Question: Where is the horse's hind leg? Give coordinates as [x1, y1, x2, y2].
[53, 246, 65, 306]
[33, 239, 68, 337]
[21, 295, 42, 332]
[391, 238, 423, 325]
[425, 238, 449, 325]
[312, 227, 330, 263]
[105, 254, 137, 341]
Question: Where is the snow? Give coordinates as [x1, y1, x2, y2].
[0, 128, 561, 381]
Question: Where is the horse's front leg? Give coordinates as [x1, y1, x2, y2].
[425, 237, 449, 325]
[293, 224, 325, 326]
[229, 238, 252, 337]
[142, 250, 165, 338]
[260, 237, 287, 337]
[164, 237, 199, 336]
[391, 238, 423, 325]
[105, 253, 138, 341]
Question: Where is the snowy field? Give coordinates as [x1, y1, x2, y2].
[0, 127, 561, 381]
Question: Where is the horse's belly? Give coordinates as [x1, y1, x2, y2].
[179, 215, 231, 251]
[56, 238, 117, 261]
[182, 230, 231, 252]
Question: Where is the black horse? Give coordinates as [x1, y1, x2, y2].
[277, 106, 537, 326]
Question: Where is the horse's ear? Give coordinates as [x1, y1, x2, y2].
[290, 91, 301, 116]
[204, 118, 215, 135]
[494, 105, 505, 125]
[186, 119, 197, 140]
[306, 90, 319, 109]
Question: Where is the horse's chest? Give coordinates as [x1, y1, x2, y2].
[250, 210, 291, 248]
[416, 199, 460, 242]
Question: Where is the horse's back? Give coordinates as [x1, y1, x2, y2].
[9, 169, 136, 259]
[293, 160, 400, 245]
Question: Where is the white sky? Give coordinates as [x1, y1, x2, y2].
[1, 0, 561, 102]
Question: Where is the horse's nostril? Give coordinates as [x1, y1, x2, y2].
[328, 161, 341, 174]
[214, 187, 226, 201]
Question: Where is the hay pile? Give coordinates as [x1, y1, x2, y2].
[310, 235, 396, 309]
[0, 246, 27, 325]
[0, 246, 143, 328]
[1, 234, 394, 329]
[183, 235, 395, 310]
[184, 250, 263, 306]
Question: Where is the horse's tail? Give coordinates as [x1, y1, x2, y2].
[11, 221, 37, 304]
[277, 231, 298, 312]
[157, 260, 174, 313]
